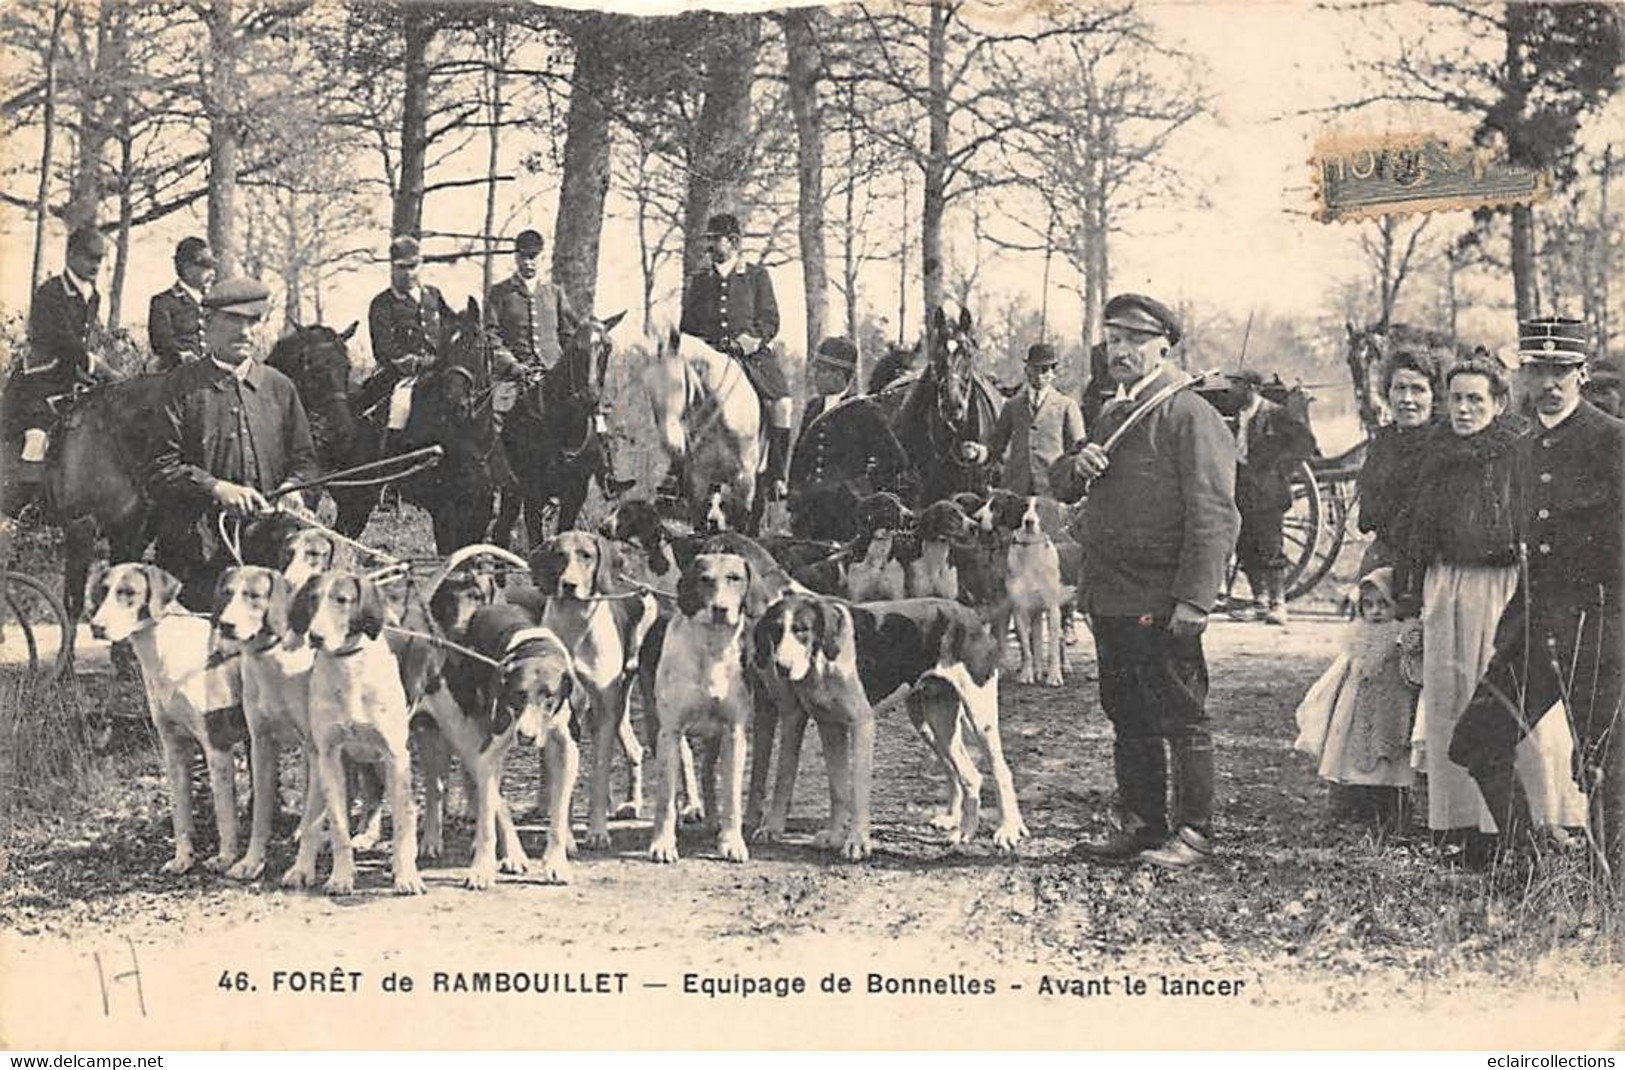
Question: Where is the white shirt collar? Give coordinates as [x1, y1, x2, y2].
[1538, 395, 1582, 429]
[1112, 362, 1168, 403]
[212, 357, 254, 381]
[392, 283, 421, 303]
[63, 267, 95, 299]
[177, 279, 203, 304]
[712, 256, 740, 278]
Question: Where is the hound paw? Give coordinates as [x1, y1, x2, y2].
[160, 852, 194, 876]
[417, 834, 444, 862]
[465, 863, 498, 891]
[537, 849, 571, 885]
[750, 821, 786, 844]
[839, 832, 874, 862]
[351, 827, 384, 852]
[499, 854, 531, 876]
[1042, 671, 1064, 688]
[992, 821, 1028, 853]
[394, 869, 428, 896]
[202, 852, 235, 874]
[324, 870, 357, 896]
[717, 831, 750, 863]
[680, 802, 707, 825]
[648, 836, 680, 863]
[227, 855, 266, 881]
[584, 828, 613, 851]
[1016, 667, 1036, 685]
[928, 810, 963, 831]
[280, 864, 317, 889]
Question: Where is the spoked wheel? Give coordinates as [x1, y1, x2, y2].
[2, 570, 74, 680]
[1279, 460, 1325, 600]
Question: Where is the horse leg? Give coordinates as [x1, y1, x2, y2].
[490, 487, 522, 551]
[555, 468, 592, 535]
[330, 485, 379, 543]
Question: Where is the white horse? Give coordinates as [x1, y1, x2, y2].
[643, 328, 763, 532]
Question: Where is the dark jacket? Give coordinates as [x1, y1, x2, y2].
[1357, 422, 1435, 547]
[20, 273, 99, 385]
[1068, 366, 1241, 617]
[1519, 399, 1624, 607]
[680, 263, 779, 354]
[147, 282, 205, 370]
[789, 395, 910, 499]
[484, 274, 577, 375]
[1393, 418, 1522, 610]
[148, 358, 320, 511]
[985, 385, 1086, 497]
[368, 284, 451, 378]
[1234, 396, 1316, 513]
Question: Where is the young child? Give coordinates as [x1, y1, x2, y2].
[1294, 567, 1419, 792]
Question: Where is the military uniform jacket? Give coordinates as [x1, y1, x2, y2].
[20, 273, 98, 385]
[986, 384, 1085, 497]
[1076, 367, 1240, 617]
[368, 284, 450, 376]
[1519, 399, 1623, 606]
[680, 263, 779, 354]
[789, 395, 908, 495]
[147, 282, 205, 371]
[484, 274, 577, 375]
[148, 358, 320, 514]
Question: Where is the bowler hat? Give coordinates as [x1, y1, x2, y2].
[514, 229, 545, 255]
[175, 236, 214, 269]
[705, 213, 742, 239]
[202, 277, 270, 320]
[1517, 317, 1588, 365]
[1103, 293, 1181, 346]
[389, 235, 422, 267]
[813, 336, 858, 371]
[67, 225, 106, 261]
[1026, 343, 1059, 367]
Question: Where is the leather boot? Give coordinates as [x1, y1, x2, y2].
[655, 458, 686, 501]
[1263, 570, 1288, 625]
[1073, 740, 1167, 861]
[1145, 736, 1214, 868]
[598, 431, 637, 497]
[765, 426, 792, 498]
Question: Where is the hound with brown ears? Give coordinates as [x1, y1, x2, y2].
[639, 552, 759, 863]
[90, 563, 245, 875]
[907, 499, 976, 600]
[288, 570, 425, 896]
[752, 594, 1028, 855]
[530, 530, 659, 849]
[280, 527, 344, 591]
[441, 604, 579, 886]
[845, 492, 912, 602]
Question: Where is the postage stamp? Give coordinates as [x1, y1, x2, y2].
[1311, 132, 1550, 222]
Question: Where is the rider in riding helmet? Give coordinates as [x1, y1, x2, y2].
[359, 235, 453, 448]
[485, 228, 635, 496]
[663, 213, 793, 501]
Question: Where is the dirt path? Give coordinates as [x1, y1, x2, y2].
[3, 615, 1621, 1049]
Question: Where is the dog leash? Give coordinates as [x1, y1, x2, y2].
[267, 444, 445, 501]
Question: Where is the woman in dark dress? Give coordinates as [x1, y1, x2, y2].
[1356, 349, 1442, 576]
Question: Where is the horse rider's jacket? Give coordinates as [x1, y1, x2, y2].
[366, 282, 451, 431]
[10, 269, 107, 461]
[483, 274, 580, 415]
[148, 280, 206, 371]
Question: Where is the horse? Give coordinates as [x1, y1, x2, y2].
[271, 300, 502, 555]
[493, 310, 627, 547]
[888, 305, 1002, 506]
[643, 327, 763, 534]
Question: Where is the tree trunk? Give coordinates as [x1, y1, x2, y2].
[393, 5, 432, 239]
[681, 13, 763, 286]
[66, 1, 117, 231]
[106, 4, 132, 328]
[206, 0, 240, 276]
[898, 169, 909, 345]
[920, 0, 948, 321]
[1509, 203, 1539, 321]
[30, 0, 67, 294]
[785, 8, 826, 359]
[480, 20, 506, 299]
[553, 13, 617, 316]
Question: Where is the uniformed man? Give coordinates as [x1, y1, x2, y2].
[1054, 293, 1240, 869]
[1448, 317, 1624, 869]
[1228, 369, 1316, 625]
[4, 225, 119, 469]
[665, 213, 792, 499]
[147, 237, 216, 371]
[148, 278, 320, 611]
[359, 235, 453, 433]
[961, 342, 1085, 496]
[484, 228, 634, 496]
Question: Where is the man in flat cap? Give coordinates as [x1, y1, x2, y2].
[148, 278, 319, 610]
[484, 228, 634, 496]
[4, 225, 119, 471]
[359, 235, 453, 438]
[787, 336, 909, 535]
[669, 213, 793, 500]
[963, 342, 1085, 496]
[1449, 317, 1624, 870]
[147, 237, 216, 371]
[1227, 369, 1315, 625]
[1055, 292, 1239, 869]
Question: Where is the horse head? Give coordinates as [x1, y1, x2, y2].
[268, 322, 356, 396]
[929, 305, 979, 427]
[560, 309, 627, 410]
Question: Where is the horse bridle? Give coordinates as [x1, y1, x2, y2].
[930, 331, 984, 472]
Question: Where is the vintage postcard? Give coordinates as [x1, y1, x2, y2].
[0, 0, 1621, 1053]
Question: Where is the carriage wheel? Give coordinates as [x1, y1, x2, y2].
[1285, 474, 1351, 602]
[1279, 460, 1324, 602]
[2, 570, 74, 680]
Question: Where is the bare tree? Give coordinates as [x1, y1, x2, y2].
[1361, 215, 1434, 330]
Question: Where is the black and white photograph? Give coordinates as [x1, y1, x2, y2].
[0, 0, 1621, 1052]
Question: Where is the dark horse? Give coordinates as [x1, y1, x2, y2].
[492, 310, 627, 547]
[266, 299, 501, 554]
[885, 305, 1002, 506]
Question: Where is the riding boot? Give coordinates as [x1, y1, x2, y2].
[598, 430, 638, 498]
[765, 426, 792, 498]
[655, 457, 686, 501]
